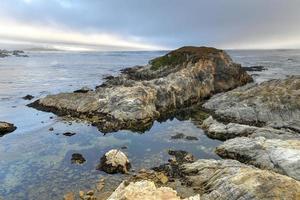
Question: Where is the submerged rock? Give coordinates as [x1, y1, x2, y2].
[171, 133, 185, 139]
[171, 133, 198, 141]
[203, 75, 300, 129]
[215, 137, 300, 180]
[71, 153, 86, 164]
[63, 192, 75, 200]
[29, 46, 252, 132]
[97, 149, 131, 174]
[181, 159, 300, 200]
[107, 180, 200, 200]
[0, 121, 16, 136]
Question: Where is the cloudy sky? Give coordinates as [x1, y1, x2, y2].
[0, 0, 300, 51]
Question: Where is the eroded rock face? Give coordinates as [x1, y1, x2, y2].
[97, 149, 131, 174]
[202, 116, 300, 140]
[0, 121, 16, 136]
[215, 137, 300, 180]
[181, 159, 300, 200]
[29, 46, 252, 132]
[107, 180, 200, 200]
[203, 75, 300, 130]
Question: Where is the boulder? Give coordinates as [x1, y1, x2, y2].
[181, 159, 300, 200]
[203, 76, 300, 130]
[0, 121, 16, 136]
[97, 149, 131, 174]
[107, 180, 200, 200]
[215, 137, 300, 180]
[29, 46, 252, 132]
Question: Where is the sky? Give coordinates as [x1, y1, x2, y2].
[0, 0, 300, 51]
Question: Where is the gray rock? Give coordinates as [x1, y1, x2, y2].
[202, 116, 299, 140]
[28, 46, 252, 132]
[181, 159, 300, 200]
[216, 137, 300, 180]
[0, 121, 16, 136]
[203, 76, 300, 130]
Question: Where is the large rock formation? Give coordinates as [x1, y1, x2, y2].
[216, 137, 300, 180]
[29, 46, 252, 132]
[0, 121, 16, 136]
[181, 159, 300, 200]
[203, 75, 300, 131]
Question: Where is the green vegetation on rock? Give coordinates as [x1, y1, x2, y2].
[149, 46, 222, 71]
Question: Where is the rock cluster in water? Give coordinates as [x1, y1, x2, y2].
[0, 50, 28, 58]
[29, 46, 252, 132]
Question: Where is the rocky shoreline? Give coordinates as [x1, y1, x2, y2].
[22, 46, 300, 199]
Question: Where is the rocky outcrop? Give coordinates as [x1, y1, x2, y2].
[0, 121, 16, 136]
[181, 159, 300, 200]
[0, 50, 28, 58]
[97, 149, 131, 174]
[201, 116, 299, 140]
[215, 137, 300, 180]
[203, 75, 300, 130]
[29, 46, 252, 132]
[107, 180, 200, 200]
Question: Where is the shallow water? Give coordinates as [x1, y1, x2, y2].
[0, 50, 299, 199]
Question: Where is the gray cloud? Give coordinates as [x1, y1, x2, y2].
[0, 0, 300, 50]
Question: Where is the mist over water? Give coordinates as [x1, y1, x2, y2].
[0, 50, 299, 199]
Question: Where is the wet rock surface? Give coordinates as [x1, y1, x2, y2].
[181, 159, 300, 200]
[216, 137, 300, 180]
[203, 75, 300, 129]
[97, 149, 131, 174]
[29, 46, 252, 132]
[0, 121, 17, 136]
